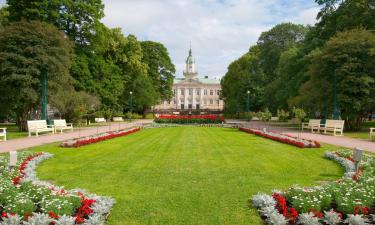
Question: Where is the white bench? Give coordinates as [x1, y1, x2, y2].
[54, 119, 73, 133]
[302, 119, 321, 132]
[113, 117, 124, 122]
[0, 128, 6, 141]
[27, 120, 54, 137]
[320, 119, 345, 136]
[270, 117, 279, 121]
[95, 118, 106, 123]
[370, 128, 375, 140]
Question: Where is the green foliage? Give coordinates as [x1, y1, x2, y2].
[141, 41, 176, 101]
[0, 20, 73, 130]
[277, 109, 290, 122]
[6, 0, 105, 46]
[292, 29, 375, 130]
[293, 107, 306, 121]
[0, 6, 9, 28]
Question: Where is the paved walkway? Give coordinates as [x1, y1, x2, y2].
[227, 120, 375, 153]
[0, 120, 153, 153]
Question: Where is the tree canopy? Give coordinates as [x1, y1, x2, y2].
[0, 20, 73, 129]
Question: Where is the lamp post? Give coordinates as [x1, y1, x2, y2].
[332, 69, 340, 120]
[41, 67, 48, 122]
[246, 90, 250, 112]
[129, 91, 133, 121]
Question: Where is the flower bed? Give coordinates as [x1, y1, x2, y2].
[252, 150, 375, 225]
[0, 152, 115, 224]
[239, 127, 320, 148]
[154, 114, 224, 124]
[61, 127, 140, 148]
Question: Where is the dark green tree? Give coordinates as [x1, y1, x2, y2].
[141, 41, 176, 101]
[291, 29, 375, 130]
[6, 0, 105, 46]
[0, 21, 73, 130]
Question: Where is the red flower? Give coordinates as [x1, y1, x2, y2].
[1, 212, 7, 218]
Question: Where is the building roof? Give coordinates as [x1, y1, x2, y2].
[173, 77, 220, 85]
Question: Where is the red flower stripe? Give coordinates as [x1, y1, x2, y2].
[239, 127, 320, 148]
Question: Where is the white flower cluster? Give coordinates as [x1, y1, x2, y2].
[325, 151, 356, 179]
[1, 153, 116, 225]
[252, 193, 287, 225]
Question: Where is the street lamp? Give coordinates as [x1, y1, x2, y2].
[332, 69, 340, 119]
[129, 91, 133, 121]
[246, 90, 250, 112]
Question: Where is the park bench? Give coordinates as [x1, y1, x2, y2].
[53, 119, 73, 133]
[370, 128, 375, 140]
[113, 117, 124, 122]
[320, 119, 345, 136]
[94, 118, 106, 123]
[302, 119, 321, 133]
[270, 117, 279, 122]
[0, 127, 6, 141]
[27, 120, 54, 137]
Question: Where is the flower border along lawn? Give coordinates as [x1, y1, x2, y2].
[35, 127, 343, 225]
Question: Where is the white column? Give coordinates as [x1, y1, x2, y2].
[200, 88, 204, 109]
[176, 88, 179, 109]
[192, 88, 196, 109]
[184, 88, 187, 110]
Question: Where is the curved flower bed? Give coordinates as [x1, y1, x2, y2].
[239, 127, 320, 148]
[252, 150, 375, 225]
[0, 152, 115, 225]
[154, 114, 224, 124]
[61, 127, 140, 148]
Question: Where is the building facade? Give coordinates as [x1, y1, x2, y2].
[154, 48, 224, 112]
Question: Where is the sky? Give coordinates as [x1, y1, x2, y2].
[0, 0, 321, 78]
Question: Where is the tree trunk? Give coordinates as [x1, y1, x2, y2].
[17, 111, 29, 132]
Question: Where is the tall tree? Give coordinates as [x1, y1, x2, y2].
[140, 41, 176, 101]
[0, 21, 73, 130]
[257, 23, 308, 83]
[6, 0, 105, 46]
[221, 46, 266, 114]
[291, 29, 375, 130]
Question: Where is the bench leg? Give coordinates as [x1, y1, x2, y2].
[36, 132, 38, 137]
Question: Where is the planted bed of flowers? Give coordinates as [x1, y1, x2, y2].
[252, 150, 375, 225]
[0, 152, 115, 225]
[154, 114, 224, 124]
[239, 127, 320, 148]
[60, 127, 140, 148]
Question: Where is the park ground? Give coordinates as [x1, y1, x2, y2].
[31, 127, 345, 225]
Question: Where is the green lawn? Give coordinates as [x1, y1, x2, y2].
[0, 124, 28, 140]
[34, 127, 343, 225]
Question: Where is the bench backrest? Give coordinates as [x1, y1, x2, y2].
[27, 120, 48, 130]
[54, 119, 67, 127]
[271, 117, 279, 121]
[309, 119, 321, 126]
[95, 118, 106, 122]
[325, 120, 345, 128]
[113, 117, 123, 121]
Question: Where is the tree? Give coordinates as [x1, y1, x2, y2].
[257, 23, 308, 83]
[140, 41, 176, 101]
[6, 0, 105, 46]
[221, 46, 266, 115]
[0, 6, 9, 28]
[0, 21, 73, 130]
[291, 29, 375, 130]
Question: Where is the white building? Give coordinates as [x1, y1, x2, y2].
[154, 48, 224, 112]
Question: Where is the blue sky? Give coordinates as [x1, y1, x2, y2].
[0, 0, 321, 78]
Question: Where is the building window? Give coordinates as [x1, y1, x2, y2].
[216, 100, 220, 104]
[196, 104, 200, 110]
[210, 99, 213, 104]
[210, 90, 214, 95]
[181, 89, 184, 95]
[196, 89, 200, 95]
[189, 88, 193, 95]
[204, 89, 208, 95]
[173, 89, 176, 96]
[188, 104, 192, 109]
[216, 90, 220, 95]
[181, 104, 184, 109]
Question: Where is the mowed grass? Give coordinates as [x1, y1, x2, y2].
[35, 127, 343, 225]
